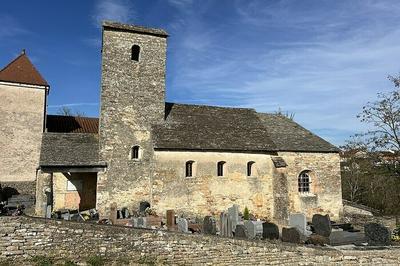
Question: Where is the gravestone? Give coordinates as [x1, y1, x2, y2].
[203, 216, 217, 235]
[177, 218, 189, 233]
[364, 223, 391, 246]
[109, 203, 118, 225]
[228, 205, 240, 233]
[281, 227, 301, 243]
[312, 214, 332, 237]
[132, 218, 138, 227]
[137, 217, 147, 228]
[234, 224, 249, 239]
[220, 212, 233, 237]
[289, 213, 307, 234]
[139, 201, 150, 213]
[244, 220, 263, 239]
[262, 222, 279, 240]
[166, 210, 176, 229]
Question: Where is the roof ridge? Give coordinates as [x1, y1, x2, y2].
[47, 114, 99, 120]
[166, 102, 256, 111]
[0, 53, 24, 73]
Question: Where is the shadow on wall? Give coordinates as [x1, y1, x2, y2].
[0, 186, 19, 201]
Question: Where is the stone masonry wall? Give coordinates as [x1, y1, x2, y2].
[153, 151, 276, 220]
[279, 152, 343, 220]
[97, 26, 167, 218]
[1, 216, 400, 265]
[0, 83, 45, 183]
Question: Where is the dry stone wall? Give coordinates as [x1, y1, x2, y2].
[1, 216, 400, 265]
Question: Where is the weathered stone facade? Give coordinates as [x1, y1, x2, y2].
[280, 152, 343, 220]
[0, 82, 46, 184]
[97, 23, 168, 217]
[151, 151, 342, 222]
[2, 216, 400, 265]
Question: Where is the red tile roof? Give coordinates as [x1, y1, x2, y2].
[0, 51, 49, 86]
[46, 115, 99, 133]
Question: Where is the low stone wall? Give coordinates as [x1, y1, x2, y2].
[1, 216, 400, 265]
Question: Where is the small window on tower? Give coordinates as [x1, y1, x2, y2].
[131, 45, 140, 61]
[131, 146, 140, 160]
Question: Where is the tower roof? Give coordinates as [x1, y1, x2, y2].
[0, 51, 49, 87]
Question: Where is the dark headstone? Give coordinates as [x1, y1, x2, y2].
[166, 210, 176, 229]
[262, 222, 279, 240]
[203, 216, 217, 235]
[139, 201, 150, 213]
[281, 227, 301, 243]
[328, 231, 366, 246]
[234, 224, 249, 239]
[312, 214, 332, 237]
[364, 223, 391, 246]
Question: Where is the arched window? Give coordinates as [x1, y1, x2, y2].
[186, 161, 194, 177]
[131, 146, 140, 159]
[247, 161, 255, 176]
[298, 171, 311, 193]
[131, 45, 140, 61]
[217, 161, 226, 177]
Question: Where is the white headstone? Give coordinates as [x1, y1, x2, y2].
[289, 213, 309, 235]
[228, 205, 240, 233]
[177, 218, 189, 233]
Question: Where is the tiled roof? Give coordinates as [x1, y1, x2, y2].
[152, 103, 277, 152]
[152, 103, 338, 153]
[0, 52, 49, 86]
[46, 115, 99, 133]
[257, 113, 339, 152]
[39, 133, 103, 167]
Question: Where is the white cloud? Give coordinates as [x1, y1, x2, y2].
[92, 0, 136, 27]
[0, 15, 29, 40]
[166, 0, 400, 145]
[48, 103, 99, 108]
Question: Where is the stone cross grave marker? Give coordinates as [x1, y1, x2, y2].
[228, 205, 239, 233]
[177, 218, 189, 233]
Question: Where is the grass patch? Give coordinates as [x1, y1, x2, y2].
[31, 255, 53, 266]
[86, 255, 105, 266]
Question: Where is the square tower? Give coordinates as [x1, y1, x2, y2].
[97, 21, 168, 217]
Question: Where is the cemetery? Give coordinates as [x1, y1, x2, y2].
[1, 202, 400, 265]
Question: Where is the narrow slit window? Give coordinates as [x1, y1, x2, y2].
[131, 146, 140, 159]
[131, 45, 140, 61]
[247, 161, 255, 176]
[217, 161, 225, 177]
[298, 171, 311, 193]
[186, 161, 194, 177]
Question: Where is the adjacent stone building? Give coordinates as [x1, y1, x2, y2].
[0, 51, 49, 196]
[0, 21, 343, 223]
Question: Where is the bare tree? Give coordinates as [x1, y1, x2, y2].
[57, 106, 86, 117]
[357, 75, 400, 152]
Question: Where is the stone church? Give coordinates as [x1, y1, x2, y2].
[0, 21, 343, 223]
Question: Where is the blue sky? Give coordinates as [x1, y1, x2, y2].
[1, 0, 400, 146]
